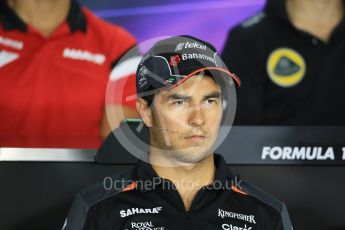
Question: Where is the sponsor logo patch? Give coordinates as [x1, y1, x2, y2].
[175, 41, 207, 52]
[175, 43, 185, 52]
[169, 55, 181, 66]
[181, 53, 216, 64]
[267, 48, 306, 87]
[62, 48, 105, 65]
[120, 207, 162, 218]
[0, 36, 24, 50]
[0, 50, 19, 67]
[138, 65, 149, 88]
[218, 209, 256, 224]
[222, 223, 252, 230]
[124, 221, 165, 230]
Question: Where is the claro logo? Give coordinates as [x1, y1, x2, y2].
[120, 207, 162, 218]
[222, 224, 252, 230]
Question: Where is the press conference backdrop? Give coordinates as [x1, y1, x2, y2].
[1, 1, 344, 230]
[81, 0, 265, 51]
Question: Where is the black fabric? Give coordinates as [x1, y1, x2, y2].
[0, 0, 86, 33]
[66, 0, 87, 33]
[63, 169, 134, 230]
[221, 0, 345, 125]
[63, 154, 293, 230]
[133, 154, 234, 191]
[136, 35, 240, 96]
[0, 0, 27, 31]
[95, 120, 149, 164]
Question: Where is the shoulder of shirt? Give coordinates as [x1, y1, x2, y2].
[77, 167, 135, 208]
[238, 180, 293, 229]
[230, 11, 267, 36]
[238, 180, 285, 214]
[63, 168, 136, 230]
[81, 7, 136, 43]
[241, 11, 267, 28]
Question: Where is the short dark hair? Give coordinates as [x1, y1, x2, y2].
[142, 94, 154, 107]
[140, 85, 155, 107]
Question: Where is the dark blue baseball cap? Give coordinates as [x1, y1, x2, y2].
[136, 35, 240, 97]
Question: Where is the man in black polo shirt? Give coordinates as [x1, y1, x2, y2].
[222, 0, 345, 125]
[63, 36, 293, 230]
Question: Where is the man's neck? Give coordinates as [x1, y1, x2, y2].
[286, 0, 344, 42]
[150, 152, 216, 211]
[8, 0, 71, 37]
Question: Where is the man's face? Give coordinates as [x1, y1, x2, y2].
[148, 74, 223, 164]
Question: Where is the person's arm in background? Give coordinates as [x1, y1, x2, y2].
[221, 27, 264, 125]
[100, 27, 141, 139]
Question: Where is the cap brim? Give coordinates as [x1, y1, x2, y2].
[168, 67, 241, 90]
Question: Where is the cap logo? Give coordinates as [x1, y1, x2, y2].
[181, 53, 217, 65]
[174, 42, 207, 52]
[169, 55, 181, 66]
[185, 41, 207, 50]
[138, 65, 148, 88]
[175, 43, 185, 52]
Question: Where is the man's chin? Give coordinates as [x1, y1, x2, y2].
[171, 146, 214, 164]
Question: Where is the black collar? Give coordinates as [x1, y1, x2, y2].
[264, 0, 291, 24]
[0, 0, 86, 33]
[133, 153, 234, 192]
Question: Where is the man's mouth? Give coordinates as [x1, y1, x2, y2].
[184, 135, 207, 142]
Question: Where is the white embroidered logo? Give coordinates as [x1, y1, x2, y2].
[62, 48, 105, 65]
[0, 50, 19, 67]
[120, 207, 162, 218]
[0, 36, 24, 50]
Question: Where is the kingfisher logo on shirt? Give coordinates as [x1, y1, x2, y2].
[120, 207, 162, 218]
[218, 209, 256, 224]
[266, 48, 306, 87]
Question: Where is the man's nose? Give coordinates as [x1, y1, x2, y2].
[188, 104, 205, 127]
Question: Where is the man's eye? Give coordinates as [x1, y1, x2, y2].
[206, 98, 217, 104]
[174, 100, 185, 105]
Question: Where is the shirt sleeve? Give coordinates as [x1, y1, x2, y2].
[62, 193, 96, 230]
[221, 28, 264, 125]
[274, 203, 294, 230]
[107, 26, 140, 109]
[239, 180, 294, 230]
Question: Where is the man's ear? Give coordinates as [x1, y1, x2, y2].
[136, 98, 153, 128]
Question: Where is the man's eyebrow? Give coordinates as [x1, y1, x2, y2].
[167, 92, 221, 100]
[167, 93, 192, 100]
[203, 91, 221, 100]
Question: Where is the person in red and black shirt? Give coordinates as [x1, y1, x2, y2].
[0, 0, 139, 148]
